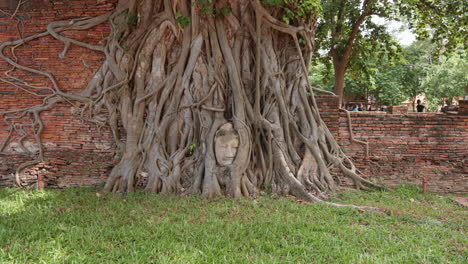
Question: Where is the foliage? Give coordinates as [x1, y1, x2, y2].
[373, 67, 407, 106]
[377, 42, 466, 109]
[371, 44, 426, 106]
[317, 0, 467, 61]
[112, 10, 137, 40]
[175, 12, 191, 27]
[372, 42, 466, 110]
[309, 62, 333, 91]
[0, 187, 466, 263]
[126, 11, 138, 25]
[345, 41, 402, 104]
[399, 0, 467, 52]
[310, 47, 405, 105]
[193, 0, 231, 18]
[311, 39, 465, 109]
[312, 0, 466, 105]
[316, 0, 397, 62]
[423, 48, 467, 110]
[188, 143, 197, 156]
[312, 0, 405, 106]
[262, 0, 322, 24]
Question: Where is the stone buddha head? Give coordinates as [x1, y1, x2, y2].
[214, 123, 239, 166]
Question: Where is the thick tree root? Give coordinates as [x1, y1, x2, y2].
[339, 108, 369, 157]
[1, 0, 383, 204]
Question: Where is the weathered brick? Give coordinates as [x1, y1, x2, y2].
[324, 109, 467, 194]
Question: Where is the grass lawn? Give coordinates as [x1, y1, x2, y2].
[0, 185, 466, 263]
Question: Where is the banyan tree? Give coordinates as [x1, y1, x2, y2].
[1, 0, 381, 205]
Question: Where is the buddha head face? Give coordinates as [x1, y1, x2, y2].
[214, 123, 239, 166]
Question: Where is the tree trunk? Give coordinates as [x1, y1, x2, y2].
[0, 0, 380, 202]
[333, 64, 346, 108]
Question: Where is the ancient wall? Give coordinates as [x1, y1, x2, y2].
[336, 111, 467, 193]
[1, 1, 466, 193]
[0, 0, 117, 188]
[314, 95, 340, 136]
[315, 96, 467, 193]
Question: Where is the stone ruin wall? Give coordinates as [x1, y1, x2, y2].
[0, 0, 117, 187]
[1, 1, 467, 193]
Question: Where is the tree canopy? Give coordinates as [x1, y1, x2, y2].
[423, 47, 467, 110]
[313, 0, 467, 106]
[310, 40, 467, 110]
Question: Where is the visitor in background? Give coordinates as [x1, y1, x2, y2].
[416, 99, 425, 112]
[352, 105, 359, 112]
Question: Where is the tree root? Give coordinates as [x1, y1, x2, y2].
[339, 108, 369, 157]
[0, 0, 385, 204]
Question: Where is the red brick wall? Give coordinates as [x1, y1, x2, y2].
[459, 100, 468, 116]
[0, 0, 117, 187]
[305, 96, 467, 193]
[0, 151, 115, 187]
[315, 95, 340, 136]
[335, 112, 467, 193]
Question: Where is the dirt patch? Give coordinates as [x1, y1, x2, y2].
[451, 197, 468, 207]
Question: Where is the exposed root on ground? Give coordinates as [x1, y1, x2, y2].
[0, 0, 383, 210]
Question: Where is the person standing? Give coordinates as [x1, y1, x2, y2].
[416, 99, 425, 112]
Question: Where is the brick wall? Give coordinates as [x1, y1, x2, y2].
[0, 0, 117, 187]
[304, 96, 467, 194]
[459, 100, 468, 116]
[1, 1, 466, 193]
[335, 112, 467, 193]
[315, 95, 340, 136]
[0, 151, 115, 188]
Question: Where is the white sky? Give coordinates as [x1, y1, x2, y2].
[316, 16, 417, 55]
[373, 16, 416, 46]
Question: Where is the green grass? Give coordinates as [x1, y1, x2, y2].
[0, 185, 466, 263]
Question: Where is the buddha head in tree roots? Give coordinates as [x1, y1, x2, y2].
[214, 123, 240, 166]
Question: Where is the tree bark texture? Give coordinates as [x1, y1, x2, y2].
[0, 0, 381, 202]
